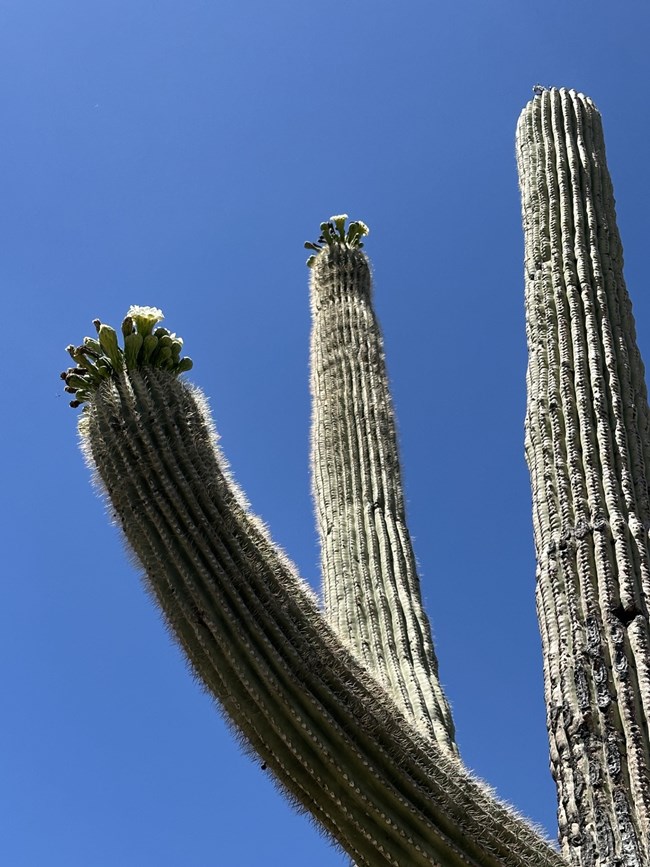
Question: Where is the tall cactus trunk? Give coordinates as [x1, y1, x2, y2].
[517, 87, 650, 865]
[309, 240, 456, 751]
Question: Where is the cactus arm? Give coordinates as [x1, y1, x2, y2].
[308, 229, 456, 752]
[73, 347, 563, 867]
[517, 87, 650, 864]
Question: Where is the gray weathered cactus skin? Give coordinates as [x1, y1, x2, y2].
[310, 241, 456, 752]
[517, 88, 650, 864]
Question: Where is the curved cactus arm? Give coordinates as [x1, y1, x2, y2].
[70, 328, 564, 867]
[309, 232, 456, 752]
[517, 87, 650, 864]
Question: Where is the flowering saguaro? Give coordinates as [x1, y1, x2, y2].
[63, 88, 649, 866]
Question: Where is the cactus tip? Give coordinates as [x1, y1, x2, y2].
[304, 214, 370, 266]
[62, 306, 193, 409]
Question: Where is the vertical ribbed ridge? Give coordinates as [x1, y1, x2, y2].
[517, 87, 650, 865]
[79, 368, 564, 867]
[309, 245, 456, 752]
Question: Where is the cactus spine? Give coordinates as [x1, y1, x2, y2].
[309, 223, 456, 751]
[517, 88, 650, 864]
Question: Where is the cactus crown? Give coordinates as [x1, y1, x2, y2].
[304, 214, 369, 267]
[61, 305, 193, 408]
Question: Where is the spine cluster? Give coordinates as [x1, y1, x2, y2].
[517, 87, 650, 865]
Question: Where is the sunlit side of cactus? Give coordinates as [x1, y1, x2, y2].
[309, 217, 456, 751]
[517, 87, 650, 865]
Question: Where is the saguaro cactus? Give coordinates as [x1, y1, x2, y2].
[63, 271, 561, 866]
[308, 217, 456, 752]
[517, 88, 650, 864]
[63, 88, 648, 866]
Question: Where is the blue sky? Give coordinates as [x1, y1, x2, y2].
[3, 1, 650, 864]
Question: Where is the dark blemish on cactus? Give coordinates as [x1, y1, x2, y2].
[612, 603, 643, 629]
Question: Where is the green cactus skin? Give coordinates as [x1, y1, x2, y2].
[74, 341, 562, 867]
[517, 88, 650, 864]
[309, 237, 456, 753]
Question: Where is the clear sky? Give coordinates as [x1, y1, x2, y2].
[2, 1, 650, 864]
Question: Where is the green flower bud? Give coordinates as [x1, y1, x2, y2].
[66, 344, 81, 363]
[121, 315, 134, 338]
[76, 353, 103, 384]
[83, 337, 102, 355]
[141, 334, 158, 364]
[65, 373, 91, 390]
[124, 332, 144, 370]
[154, 346, 172, 367]
[95, 357, 112, 377]
[331, 214, 348, 241]
[176, 357, 193, 373]
[347, 220, 369, 246]
[98, 324, 124, 371]
[319, 222, 334, 245]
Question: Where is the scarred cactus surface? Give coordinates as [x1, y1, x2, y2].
[517, 87, 650, 865]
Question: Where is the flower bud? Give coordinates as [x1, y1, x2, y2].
[98, 324, 124, 371]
